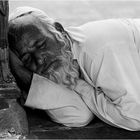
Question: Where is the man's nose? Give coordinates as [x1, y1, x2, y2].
[34, 52, 54, 65]
[33, 52, 44, 65]
[37, 58, 44, 65]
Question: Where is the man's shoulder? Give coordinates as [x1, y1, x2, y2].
[79, 18, 130, 30]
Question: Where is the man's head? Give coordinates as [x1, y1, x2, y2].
[8, 7, 79, 89]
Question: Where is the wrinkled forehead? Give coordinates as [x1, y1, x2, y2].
[14, 14, 44, 31]
[16, 14, 54, 40]
[9, 7, 56, 42]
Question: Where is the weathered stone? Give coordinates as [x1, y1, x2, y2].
[0, 0, 29, 137]
[0, 83, 20, 99]
[0, 0, 20, 98]
[0, 99, 29, 136]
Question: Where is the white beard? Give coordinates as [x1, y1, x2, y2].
[43, 59, 79, 90]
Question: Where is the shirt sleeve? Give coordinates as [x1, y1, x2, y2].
[74, 79, 140, 131]
[76, 34, 140, 131]
[68, 19, 140, 131]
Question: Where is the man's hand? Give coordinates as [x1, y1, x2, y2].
[9, 49, 33, 94]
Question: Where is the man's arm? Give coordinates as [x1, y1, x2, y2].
[74, 79, 140, 131]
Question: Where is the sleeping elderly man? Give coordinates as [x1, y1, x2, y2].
[8, 7, 140, 131]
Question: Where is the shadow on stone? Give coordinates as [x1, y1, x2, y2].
[0, 99, 28, 137]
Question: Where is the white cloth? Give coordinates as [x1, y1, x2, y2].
[25, 74, 93, 127]
[66, 18, 140, 131]
[14, 6, 140, 130]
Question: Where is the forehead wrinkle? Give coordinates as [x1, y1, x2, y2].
[18, 14, 39, 27]
[32, 16, 56, 40]
[21, 13, 57, 43]
[21, 21, 44, 43]
[24, 16, 50, 42]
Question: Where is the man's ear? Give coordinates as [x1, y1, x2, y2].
[54, 22, 65, 33]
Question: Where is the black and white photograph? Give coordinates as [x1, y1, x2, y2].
[1, 0, 140, 139]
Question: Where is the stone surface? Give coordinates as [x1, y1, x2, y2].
[0, 83, 20, 99]
[25, 108, 140, 139]
[0, 99, 29, 137]
[0, 1, 29, 138]
[0, 0, 20, 99]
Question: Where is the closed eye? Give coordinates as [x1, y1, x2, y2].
[21, 53, 32, 63]
[36, 38, 47, 50]
[38, 41, 46, 49]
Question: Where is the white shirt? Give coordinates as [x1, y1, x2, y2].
[25, 18, 140, 131]
[66, 18, 140, 131]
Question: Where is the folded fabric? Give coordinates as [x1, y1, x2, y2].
[25, 74, 94, 127]
[25, 73, 90, 110]
[66, 18, 140, 131]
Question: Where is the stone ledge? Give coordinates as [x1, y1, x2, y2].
[0, 99, 29, 137]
